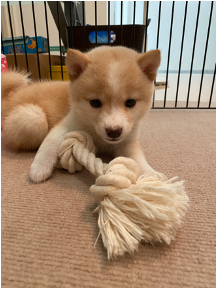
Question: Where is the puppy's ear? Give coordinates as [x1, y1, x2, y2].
[137, 49, 161, 81]
[66, 49, 90, 81]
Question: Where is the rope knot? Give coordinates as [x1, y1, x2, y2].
[58, 131, 96, 173]
[90, 157, 140, 202]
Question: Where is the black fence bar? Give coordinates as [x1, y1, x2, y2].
[120, 1, 123, 45]
[73, 1, 76, 22]
[152, 1, 162, 109]
[70, 2, 74, 48]
[95, 1, 97, 46]
[56, 1, 63, 81]
[209, 63, 216, 108]
[44, 1, 52, 80]
[7, 1, 17, 68]
[175, 1, 188, 107]
[69, 3, 72, 25]
[31, 1, 41, 79]
[163, 1, 175, 108]
[1, 33, 5, 54]
[197, 1, 214, 108]
[82, 2, 86, 50]
[186, 1, 201, 108]
[108, 1, 110, 44]
[133, 1, 136, 49]
[144, 1, 149, 53]
[19, 1, 29, 73]
[156, 1, 161, 49]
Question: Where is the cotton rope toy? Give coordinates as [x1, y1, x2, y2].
[57, 131, 189, 259]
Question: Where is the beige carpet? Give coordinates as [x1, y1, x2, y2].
[2, 109, 216, 288]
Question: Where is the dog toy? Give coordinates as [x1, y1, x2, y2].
[58, 131, 189, 259]
[1, 54, 9, 130]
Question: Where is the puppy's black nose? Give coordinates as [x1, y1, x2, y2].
[106, 127, 122, 139]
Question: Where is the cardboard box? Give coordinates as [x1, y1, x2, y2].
[2, 36, 48, 55]
[6, 54, 66, 81]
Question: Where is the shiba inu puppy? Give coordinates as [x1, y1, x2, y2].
[30, 46, 161, 183]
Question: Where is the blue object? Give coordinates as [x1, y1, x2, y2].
[1, 36, 48, 55]
[89, 31, 116, 44]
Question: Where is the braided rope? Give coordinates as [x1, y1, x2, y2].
[58, 131, 140, 202]
[57, 131, 189, 259]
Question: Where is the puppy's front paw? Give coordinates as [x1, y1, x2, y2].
[138, 163, 155, 176]
[30, 161, 54, 183]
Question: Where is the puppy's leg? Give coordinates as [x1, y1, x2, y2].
[30, 117, 70, 183]
[115, 142, 154, 175]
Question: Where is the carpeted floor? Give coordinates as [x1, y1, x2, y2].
[1, 109, 216, 288]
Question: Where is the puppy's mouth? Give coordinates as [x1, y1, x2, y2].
[104, 137, 123, 144]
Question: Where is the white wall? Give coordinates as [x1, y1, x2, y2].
[147, 1, 216, 73]
[85, 1, 107, 25]
[112, 1, 215, 73]
[113, 1, 145, 25]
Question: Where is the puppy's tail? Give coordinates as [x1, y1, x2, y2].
[1, 70, 31, 99]
[1, 70, 31, 118]
[3, 104, 49, 151]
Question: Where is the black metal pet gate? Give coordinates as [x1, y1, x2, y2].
[1, 1, 215, 109]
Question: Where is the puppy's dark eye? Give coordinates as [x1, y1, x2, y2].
[90, 99, 102, 108]
[125, 99, 136, 108]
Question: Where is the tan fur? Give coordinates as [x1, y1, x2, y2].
[4, 104, 49, 150]
[1, 71, 71, 150]
[1, 70, 30, 116]
[137, 49, 161, 81]
[66, 49, 90, 81]
[29, 46, 161, 183]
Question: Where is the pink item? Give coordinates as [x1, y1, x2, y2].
[1, 54, 9, 129]
[1, 54, 8, 72]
